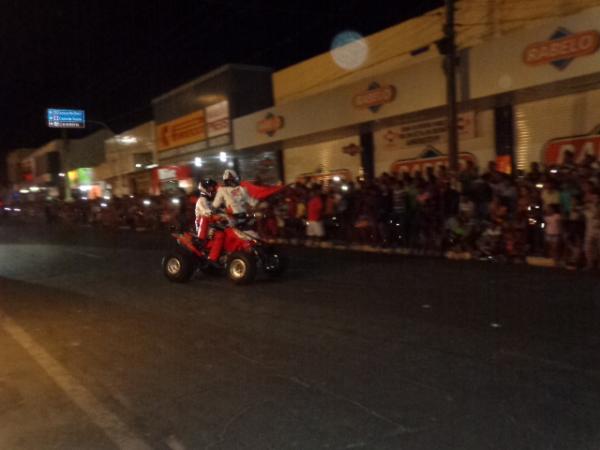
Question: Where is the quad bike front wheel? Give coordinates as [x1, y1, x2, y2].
[162, 252, 194, 283]
[226, 252, 257, 285]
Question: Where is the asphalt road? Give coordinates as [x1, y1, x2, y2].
[1, 221, 600, 450]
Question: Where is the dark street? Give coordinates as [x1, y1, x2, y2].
[1, 223, 599, 449]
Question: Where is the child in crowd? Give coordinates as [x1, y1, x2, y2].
[544, 204, 562, 264]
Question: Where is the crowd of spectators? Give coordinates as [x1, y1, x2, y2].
[1, 193, 195, 233]
[4, 151, 600, 270]
[255, 153, 600, 270]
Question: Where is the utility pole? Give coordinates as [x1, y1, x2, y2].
[61, 129, 72, 201]
[444, 0, 459, 172]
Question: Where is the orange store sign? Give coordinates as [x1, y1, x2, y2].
[523, 29, 600, 68]
[257, 113, 284, 137]
[352, 82, 396, 113]
[543, 128, 600, 166]
[391, 147, 476, 175]
[157, 110, 206, 151]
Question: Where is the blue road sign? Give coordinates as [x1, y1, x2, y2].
[46, 108, 86, 128]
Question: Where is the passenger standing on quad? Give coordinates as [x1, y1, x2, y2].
[209, 169, 258, 264]
[194, 178, 224, 266]
[212, 169, 258, 216]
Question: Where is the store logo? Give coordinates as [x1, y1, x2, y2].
[391, 147, 476, 174]
[352, 82, 396, 113]
[542, 127, 600, 165]
[523, 28, 600, 70]
[257, 113, 284, 137]
[342, 143, 362, 156]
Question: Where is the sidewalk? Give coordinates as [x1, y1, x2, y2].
[266, 237, 561, 268]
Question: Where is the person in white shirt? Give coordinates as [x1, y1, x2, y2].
[212, 169, 257, 216]
[584, 191, 600, 270]
[543, 204, 562, 263]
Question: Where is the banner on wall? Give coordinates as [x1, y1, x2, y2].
[379, 111, 476, 150]
[157, 111, 206, 152]
[390, 147, 477, 175]
[542, 126, 600, 165]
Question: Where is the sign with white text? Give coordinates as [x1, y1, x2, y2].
[47, 108, 86, 128]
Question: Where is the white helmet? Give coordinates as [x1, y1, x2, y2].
[223, 169, 239, 186]
[223, 169, 238, 181]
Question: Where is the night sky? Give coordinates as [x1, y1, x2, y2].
[0, 0, 442, 183]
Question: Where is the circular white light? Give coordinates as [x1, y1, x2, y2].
[498, 74, 512, 90]
[194, 157, 203, 167]
[332, 176, 341, 182]
[143, 200, 151, 206]
[331, 30, 368, 70]
[219, 152, 227, 162]
[171, 198, 180, 205]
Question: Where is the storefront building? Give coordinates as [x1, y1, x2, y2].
[469, 5, 600, 170]
[235, 55, 495, 183]
[6, 148, 34, 190]
[65, 129, 113, 199]
[97, 121, 157, 197]
[234, 4, 600, 182]
[5, 142, 63, 200]
[151, 64, 279, 191]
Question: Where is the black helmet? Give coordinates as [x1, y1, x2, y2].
[198, 178, 217, 199]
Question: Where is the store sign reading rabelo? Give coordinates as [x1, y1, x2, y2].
[157, 110, 206, 151]
[523, 29, 600, 68]
[352, 82, 396, 113]
[257, 113, 285, 137]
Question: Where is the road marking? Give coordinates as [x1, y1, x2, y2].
[64, 249, 104, 259]
[0, 309, 151, 450]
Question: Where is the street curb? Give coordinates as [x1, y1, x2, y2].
[265, 238, 565, 269]
[265, 238, 440, 258]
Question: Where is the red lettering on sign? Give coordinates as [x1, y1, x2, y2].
[391, 153, 476, 175]
[523, 30, 600, 66]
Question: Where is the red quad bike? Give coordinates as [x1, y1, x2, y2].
[162, 214, 287, 285]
